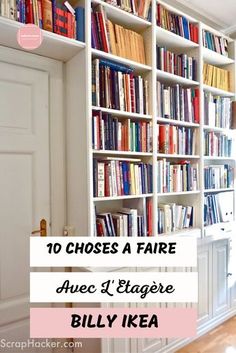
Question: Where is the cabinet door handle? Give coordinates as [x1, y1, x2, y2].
[227, 273, 232, 277]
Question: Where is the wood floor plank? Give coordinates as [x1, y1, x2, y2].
[176, 316, 236, 353]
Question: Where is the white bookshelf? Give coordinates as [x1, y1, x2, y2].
[3, 0, 234, 238]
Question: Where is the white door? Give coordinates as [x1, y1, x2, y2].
[0, 61, 50, 344]
[212, 239, 230, 317]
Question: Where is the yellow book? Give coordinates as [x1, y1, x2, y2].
[130, 163, 135, 195]
[107, 20, 117, 56]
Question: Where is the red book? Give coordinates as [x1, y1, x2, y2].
[169, 125, 174, 154]
[26, 0, 34, 23]
[96, 219, 104, 236]
[67, 11, 72, 38]
[147, 199, 153, 236]
[98, 12, 109, 53]
[159, 124, 169, 154]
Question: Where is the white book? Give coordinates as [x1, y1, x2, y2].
[97, 162, 105, 197]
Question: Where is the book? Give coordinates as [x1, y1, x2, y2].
[204, 164, 234, 189]
[93, 158, 153, 197]
[204, 191, 234, 226]
[91, 5, 146, 64]
[203, 63, 230, 91]
[202, 29, 229, 57]
[157, 159, 199, 193]
[157, 124, 196, 155]
[156, 46, 197, 81]
[92, 110, 152, 152]
[204, 131, 233, 157]
[204, 93, 231, 128]
[92, 59, 149, 114]
[103, 0, 152, 21]
[156, 3, 198, 43]
[158, 203, 193, 234]
[157, 83, 199, 123]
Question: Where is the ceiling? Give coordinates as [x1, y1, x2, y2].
[174, 0, 236, 33]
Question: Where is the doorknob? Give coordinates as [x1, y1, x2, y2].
[31, 219, 47, 236]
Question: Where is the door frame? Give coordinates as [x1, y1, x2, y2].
[0, 45, 66, 235]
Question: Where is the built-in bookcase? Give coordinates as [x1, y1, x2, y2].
[64, 0, 236, 238]
[3, 0, 234, 237]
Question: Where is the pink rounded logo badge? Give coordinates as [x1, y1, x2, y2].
[17, 24, 43, 50]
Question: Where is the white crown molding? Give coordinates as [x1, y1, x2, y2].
[223, 24, 236, 35]
[173, 0, 227, 29]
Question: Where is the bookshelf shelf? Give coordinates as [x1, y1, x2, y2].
[160, 227, 201, 237]
[92, 0, 152, 31]
[157, 191, 200, 196]
[92, 48, 152, 73]
[94, 194, 153, 202]
[157, 153, 200, 159]
[92, 150, 153, 157]
[0, 16, 86, 62]
[204, 188, 235, 193]
[157, 117, 200, 128]
[156, 69, 199, 86]
[91, 106, 152, 120]
[202, 47, 234, 66]
[203, 84, 235, 97]
[204, 156, 235, 161]
[203, 125, 232, 133]
[156, 25, 199, 49]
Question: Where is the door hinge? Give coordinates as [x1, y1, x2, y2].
[63, 225, 75, 236]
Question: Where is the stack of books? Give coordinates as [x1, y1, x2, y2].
[204, 131, 233, 157]
[158, 203, 193, 234]
[0, 0, 85, 41]
[204, 165, 234, 189]
[157, 159, 199, 193]
[92, 111, 152, 152]
[157, 124, 196, 155]
[91, 4, 146, 64]
[92, 59, 149, 114]
[157, 83, 199, 123]
[203, 63, 230, 91]
[202, 30, 229, 57]
[157, 46, 197, 81]
[156, 3, 198, 43]
[93, 158, 153, 197]
[96, 201, 152, 236]
[204, 93, 231, 128]
[204, 191, 234, 225]
[103, 0, 152, 20]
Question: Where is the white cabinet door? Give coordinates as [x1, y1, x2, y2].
[229, 238, 236, 308]
[212, 240, 230, 317]
[197, 244, 212, 326]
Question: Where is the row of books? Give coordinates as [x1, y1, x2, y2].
[204, 192, 233, 226]
[156, 83, 199, 123]
[0, 0, 85, 41]
[156, 3, 199, 43]
[92, 111, 152, 152]
[204, 132, 233, 157]
[157, 124, 196, 155]
[95, 201, 152, 237]
[204, 93, 232, 129]
[204, 165, 234, 190]
[92, 59, 149, 114]
[157, 160, 198, 193]
[103, 0, 152, 21]
[158, 203, 193, 234]
[202, 30, 229, 57]
[93, 158, 153, 197]
[203, 63, 230, 92]
[157, 46, 197, 81]
[91, 5, 146, 64]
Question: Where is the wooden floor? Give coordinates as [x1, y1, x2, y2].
[176, 316, 236, 353]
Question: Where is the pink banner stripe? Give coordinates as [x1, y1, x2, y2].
[30, 308, 197, 338]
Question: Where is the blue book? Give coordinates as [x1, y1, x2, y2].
[99, 59, 133, 74]
[182, 17, 190, 40]
[75, 7, 85, 42]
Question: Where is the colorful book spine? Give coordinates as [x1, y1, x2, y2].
[93, 159, 153, 197]
[202, 29, 229, 57]
[204, 131, 233, 157]
[158, 203, 193, 234]
[204, 164, 234, 190]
